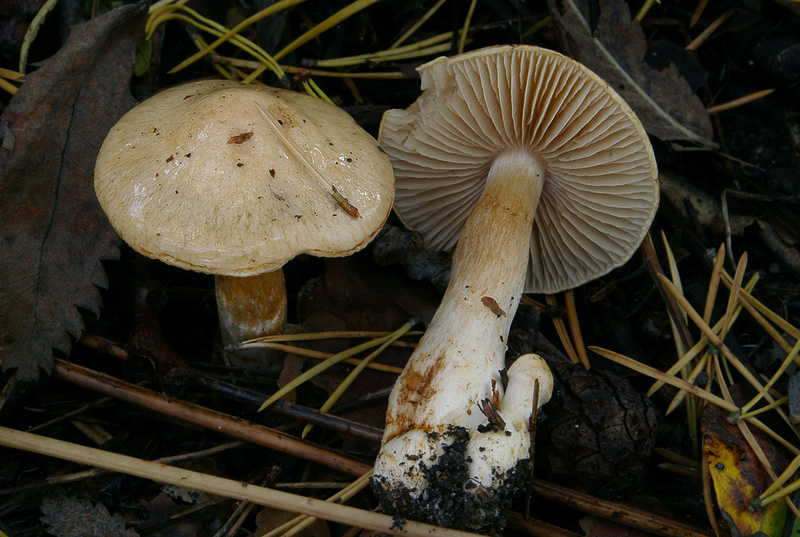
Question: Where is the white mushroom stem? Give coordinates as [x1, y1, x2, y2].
[373, 150, 554, 528]
[216, 270, 288, 371]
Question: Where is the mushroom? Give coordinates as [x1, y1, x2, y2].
[372, 45, 659, 530]
[95, 80, 394, 370]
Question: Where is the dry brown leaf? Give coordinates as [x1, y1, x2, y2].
[549, 0, 716, 149]
[0, 3, 148, 380]
[40, 490, 139, 537]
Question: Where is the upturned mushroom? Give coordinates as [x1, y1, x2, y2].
[95, 80, 394, 369]
[372, 45, 659, 531]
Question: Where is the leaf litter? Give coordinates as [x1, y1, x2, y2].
[0, 3, 148, 380]
[548, 0, 716, 149]
[40, 489, 138, 537]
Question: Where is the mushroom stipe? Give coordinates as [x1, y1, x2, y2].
[373, 44, 657, 531]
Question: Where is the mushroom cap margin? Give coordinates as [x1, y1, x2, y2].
[95, 80, 395, 276]
[380, 45, 659, 294]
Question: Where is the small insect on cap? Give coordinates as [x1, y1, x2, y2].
[95, 80, 395, 276]
[381, 45, 659, 294]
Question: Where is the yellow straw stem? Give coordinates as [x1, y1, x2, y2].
[262, 472, 373, 537]
[713, 357, 779, 482]
[564, 290, 590, 370]
[703, 244, 725, 324]
[301, 321, 415, 438]
[258, 322, 414, 411]
[760, 451, 800, 502]
[0, 427, 478, 537]
[661, 232, 688, 363]
[546, 294, 580, 365]
[590, 346, 799, 455]
[721, 270, 800, 351]
[738, 396, 788, 421]
[759, 479, 800, 508]
[686, 9, 732, 51]
[0, 77, 20, 95]
[149, 7, 285, 80]
[457, 0, 478, 54]
[665, 353, 709, 415]
[522, 16, 552, 38]
[308, 78, 335, 104]
[236, 341, 404, 374]
[632, 0, 657, 22]
[168, 0, 310, 73]
[656, 274, 785, 413]
[0, 67, 23, 79]
[706, 89, 775, 115]
[244, 329, 422, 343]
[311, 31, 455, 67]
[719, 253, 747, 341]
[736, 340, 799, 417]
[274, 0, 380, 61]
[389, 0, 448, 49]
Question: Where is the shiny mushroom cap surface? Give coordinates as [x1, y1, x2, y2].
[380, 44, 659, 294]
[95, 80, 394, 276]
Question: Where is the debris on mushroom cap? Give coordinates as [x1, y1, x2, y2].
[380, 44, 659, 294]
[95, 80, 394, 276]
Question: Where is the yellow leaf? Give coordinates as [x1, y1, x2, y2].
[702, 402, 788, 537]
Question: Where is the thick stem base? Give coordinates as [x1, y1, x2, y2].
[373, 151, 555, 531]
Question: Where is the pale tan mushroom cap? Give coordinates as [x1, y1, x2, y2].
[95, 80, 394, 276]
[380, 45, 658, 294]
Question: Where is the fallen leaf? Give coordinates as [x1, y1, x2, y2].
[549, 0, 716, 148]
[40, 490, 138, 537]
[702, 397, 789, 537]
[0, 3, 148, 380]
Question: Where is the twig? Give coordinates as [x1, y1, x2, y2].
[685, 9, 732, 51]
[390, 0, 448, 49]
[563, 290, 590, 370]
[0, 441, 244, 496]
[52, 359, 372, 477]
[458, 0, 478, 54]
[640, 236, 695, 352]
[301, 320, 417, 438]
[706, 89, 775, 115]
[591, 346, 799, 455]
[689, 0, 710, 28]
[261, 471, 372, 537]
[0, 426, 480, 537]
[258, 321, 416, 411]
[507, 511, 583, 537]
[655, 274, 799, 435]
[196, 374, 383, 443]
[211, 55, 408, 79]
[244, 329, 423, 343]
[545, 294, 580, 365]
[528, 478, 715, 537]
